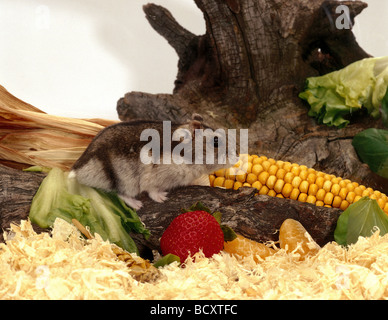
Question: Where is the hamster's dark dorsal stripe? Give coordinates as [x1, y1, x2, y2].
[99, 154, 118, 191]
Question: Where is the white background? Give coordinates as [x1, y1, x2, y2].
[1, 0, 387, 120]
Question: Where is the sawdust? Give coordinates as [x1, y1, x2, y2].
[1, 219, 387, 300]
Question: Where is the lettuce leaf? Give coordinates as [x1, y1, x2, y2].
[29, 168, 149, 254]
[334, 197, 388, 246]
[299, 56, 388, 127]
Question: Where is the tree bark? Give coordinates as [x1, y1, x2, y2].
[0, 164, 340, 258]
[117, 0, 387, 194]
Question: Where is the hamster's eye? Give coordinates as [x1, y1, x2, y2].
[213, 136, 219, 148]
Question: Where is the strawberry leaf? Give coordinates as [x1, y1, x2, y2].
[221, 225, 237, 242]
[181, 201, 211, 214]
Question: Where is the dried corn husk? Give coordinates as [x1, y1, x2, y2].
[0, 85, 117, 170]
[71, 218, 160, 283]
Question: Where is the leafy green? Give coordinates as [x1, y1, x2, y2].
[352, 128, 388, 179]
[380, 87, 388, 127]
[334, 197, 388, 246]
[29, 168, 149, 254]
[153, 254, 180, 268]
[299, 56, 388, 127]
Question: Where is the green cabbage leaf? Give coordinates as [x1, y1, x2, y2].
[299, 56, 388, 127]
[29, 167, 149, 254]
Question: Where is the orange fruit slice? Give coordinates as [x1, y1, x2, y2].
[223, 234, 276, 262]
[278, 218, 320, 260]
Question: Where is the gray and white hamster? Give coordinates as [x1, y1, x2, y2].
[69, 114, 238, 210]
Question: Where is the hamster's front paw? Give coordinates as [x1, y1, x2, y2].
[119, 194, 143, 210]
[148, 190, 168, 203]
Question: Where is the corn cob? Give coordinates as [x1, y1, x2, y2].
[209, 154, 388, 215]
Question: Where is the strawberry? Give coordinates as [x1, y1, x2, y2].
[160, 209, 224, 263]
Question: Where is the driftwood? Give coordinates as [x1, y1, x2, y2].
[0, 164, 340, 259]
[117, 0, 388, 194]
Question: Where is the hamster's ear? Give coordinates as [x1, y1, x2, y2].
[189, 119, 202, 138]
[192, 113, 203, 122]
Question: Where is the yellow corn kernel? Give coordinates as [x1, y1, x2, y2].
[252, 164, 264, 176]
[307, 173, 316, 185]
[251, 181, 262, 191]
[276, 160, 285, 168]
[306, 195, 316, 204]
[331, 177, 342, 185]
[282, 183, 293, 198]
[268, 158, 276, 165]
[354, 195, 362, 203]
[246, 173, 258, 185]
[331, 183, 340, 196]
[299, 170, 309, 180]
[316, 189, 326, 201]
[346, 183, 355, 192]
[315, 176, 325, 189]
[242, 162, 252, 174]
[362, 189, 372, 197]
[316, 201, 324, 207]
[233, 181, 243, 190]
[346, 191, 356, 203]
[366, 187, 374, 195]
[274, 179, 285, 194]
[282, 162, 292, 172]
[267, 190, 276, 197]
[243, 182, 251, 187]
[308, 183, 319, 196]
[299, 180, 309, 194]
[332, 196, 342, 208]
[259, 185, 269, 195]
[266, 175, 277, 189]
[214, 168, 226, 177]
[276, 194, 284, 198]
[268, 164, 278, 176]
[284, 172, 295, 184]
[323, 180, 332, 193]
[324, 192, 334, 205]
[290, 188, 300, 200]
[224, 179, 235, 189]
[252, 157, 262, 165]
[214, 177, 225, 188]
[339, 187, 349, 200]
[209, 174, 215, 186]
[291, 176, 302, 189]
[236, 170, 247, 183]
[340, 200, 350, 211]
[276, 168, 287, 180]
[298, 193, 308, 202]
[378, 197, 387, 209]
[225, 167, 236, 180]
[261, 160, 271, 171]
[258, 171, 270, 185]
[299, 165, 308, 171]
[291, 166, 301, 176]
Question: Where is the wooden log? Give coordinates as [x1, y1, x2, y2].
[0, 164, 341, 259]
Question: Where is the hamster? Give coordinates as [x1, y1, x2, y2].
[69, 114, 238, 210]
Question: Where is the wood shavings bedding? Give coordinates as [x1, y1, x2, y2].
[1, 219, 388, 300]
